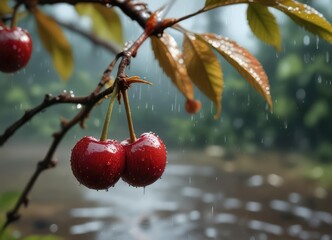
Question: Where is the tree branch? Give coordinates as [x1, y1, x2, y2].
[37, 0, 151, 29]
[0, 93, 87, 146]
[1, 0, 156, 229]
[0, 0, 176, 232]
[0, 79, 118, 232]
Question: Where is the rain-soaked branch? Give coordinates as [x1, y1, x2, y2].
[0, 50, 125, 231]
[1, 102, 93, 232]
[0, 2, 161, 229]
[0, 57, 118, 147]
[0, 69, 118, 232]
[0, 93, 87, 146]
[37, 0, 151, 29]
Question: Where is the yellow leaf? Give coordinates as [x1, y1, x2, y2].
[247, 4, 281, 51]
[200, 33, 272, 110]
[274, 0, 332, 44]
[0, 0, 12, 15]
[204, 0, 332, 44]
[76, 4, 123, 46]
[151, 33, 194, 100]
[183, 33, 223, 118]
[32, 8, 73, 80]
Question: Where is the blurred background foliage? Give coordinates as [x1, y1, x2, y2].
[0, 1, 331, 163]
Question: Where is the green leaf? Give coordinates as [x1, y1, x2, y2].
[0, 191, 19, 210]
[183, 33, 223, 118]
[32, 8, 73, 80]
[200, 33, 272, 109]
[151, 33, 194, 100]
[304, 100, 329, 127]
[247, 4, 281, 51]
[76, 4, 123, 46]
[204, 0, 332, 44]
[23, 235, 64, 240]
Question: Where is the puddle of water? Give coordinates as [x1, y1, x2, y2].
[1, 147, 332, 240]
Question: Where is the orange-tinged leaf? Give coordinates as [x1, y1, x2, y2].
[247, 4, 281, 51]
[76, 4, 123, 46]
[200, 33, 273, 109]
[32, 8, 73, 80]
[151, 33, 194, 100]
[204, 0, 332, 44]
[183, 33, 223, 118]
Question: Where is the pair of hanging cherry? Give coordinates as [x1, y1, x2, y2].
[70, 77, 167, 190]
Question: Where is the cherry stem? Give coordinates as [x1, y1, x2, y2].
[10, 2, 21, 28]
[122, 89, 136, 143]
[100, 84, 118, 142]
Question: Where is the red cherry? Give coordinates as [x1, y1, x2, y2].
[185, 99, 201, 114]
[0, 26, 32, 73]
[121, 132, 167, 187]
[70, 136, 126, 190]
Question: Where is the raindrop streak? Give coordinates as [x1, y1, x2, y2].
[317, 75, 323, 84]
[316, 37, 320, 50]
[138, 85, 142, 100]
[303, 35, 310, 46]
[211, 206, 214, 217]
[326, 52, 330, 63]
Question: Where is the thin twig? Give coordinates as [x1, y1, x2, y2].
[0, 93, 87, 146]
[54, 18, 122, 54]
[0, 81, 117, 231]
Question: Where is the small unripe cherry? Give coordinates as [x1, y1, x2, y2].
[185, 99, 201, 114]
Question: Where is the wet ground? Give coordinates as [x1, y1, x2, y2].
[1, 143, 332, 240]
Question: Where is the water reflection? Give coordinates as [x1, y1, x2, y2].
[67, 151, 332, 240]
[2, 146, 331, 240]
